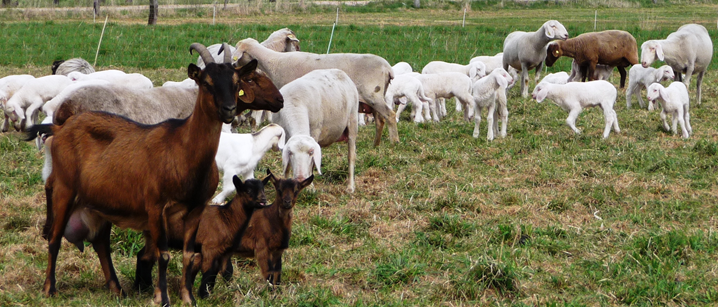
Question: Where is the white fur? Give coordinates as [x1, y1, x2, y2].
[532, 80, 620, 139]
[392, 62, 414, 75]
[626, 65, 674, 110]
[67, 70, 153, 89]
[503, 20, 569, 98]
[471, 68, 514, 140]
[4, 75, 73, 130]
[539, 71, 569, 85]
[640, 24, 713, 105]
[198, 28, 300, 68]
[271, 69, 359, 192]
[646, 82, 692, 138]
[422, 60, 487, 82]
[162, 78, 197, 89]
[42, 79, 112, 121]
[0, 74, 35, 132]
[282, 135, 322, 185]
[385, 74, 432, 123]
[211, 123, 286, 205]
[405, 72, 475, 122]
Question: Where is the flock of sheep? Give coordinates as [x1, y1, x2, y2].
[0, 19, 713, 305]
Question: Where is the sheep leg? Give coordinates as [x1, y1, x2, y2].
[372, 109, 386, 147]
[24, 100, 43, 131]
[428, 98, 440, 122]
[498, 90, 508, 138]
[565, 108, 583, 135]
[696, 71, 704, 106]
[683, 64, 694, 90]
[684, 104, 692, 135]
[671, 111, 680, 136]
[90, 222, 125, 297]
[660, 109, 670, 132]
[534, 60, 544, 84]
[612, 110, 620, 133]
[485, 104, 495, 141]
[676, 107, 689, 139]
[520, 63, 530, 98]
[625, 81, 635, 109]
[472, 105, 483, 139]
[454, 97, 462, 112]
[459, 96, 474, 122]
[43, 182, 77, 297]
[1, 112, 9, 132]
[347, 117, 357, 193]
[405, 94, 424, 123]
[422, 101, 432, 122]
[617, 66, 627, 88]
[395, 101, 408, 123]
[602, 106, 615, 139]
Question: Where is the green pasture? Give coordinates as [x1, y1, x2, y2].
[1, 3, 718, 306]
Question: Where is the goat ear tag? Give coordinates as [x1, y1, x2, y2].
[554, 50, 559, 55]
[239, 89, 245, 96]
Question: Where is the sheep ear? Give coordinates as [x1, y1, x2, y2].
[535, 86, 548, 102]
[496, 74, 508, 88]
[655, 44, 664, 61]
[298, 175, 314, 191]
[188, 64, 202, 82]
[232, 175, 244, 190]
[658, 85, 669, 101]
[544, 23, 555, 38]
[469, 65, 478, 80]
[312, 143, 322, 175]
[282, 147, 291, 177]
[277, 128, 286, 151]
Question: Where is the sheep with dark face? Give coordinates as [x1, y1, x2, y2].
[545, 30, 638, 88]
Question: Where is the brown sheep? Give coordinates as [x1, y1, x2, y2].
[192, 170, 313, 298]
[27, 44, 282, 306]
[545, 30, 638, 88]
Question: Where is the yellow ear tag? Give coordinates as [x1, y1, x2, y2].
[232, 56, 238, 61]
[239, 89, 245, 96]
[288, 34, 296, 39]
[554, 50, 559, 55]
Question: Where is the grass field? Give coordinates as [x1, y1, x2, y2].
[1, 2, 718, 306]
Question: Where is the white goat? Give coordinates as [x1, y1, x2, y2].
[532, 80, 620, 139]
[626, 65, 675, 110]
[640, 23, 713, 105]
[212, 123, 286, 205]
[1, 74, 35, 132]
[4, 75, 73, 131]
[385, 74, 433, 123]
[471, 68, 514, 140]
[503, 20, 569, 98]
[67, 70, 154, 89]
[271, 69, 359, 192]
[233, 38, 397, 146]
[646, 82, 692, 138]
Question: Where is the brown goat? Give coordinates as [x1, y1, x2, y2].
[545, 30, 638, 88]
[28, 44, 282, 306]
[193, 170, 313, 297]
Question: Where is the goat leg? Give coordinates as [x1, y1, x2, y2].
[199, 260, 221, 299]
[43, 183, 76, 297]
[154, 251, 171, 306]
[133, 243, 155, 292]
[90, 222, 125, 297]
[219, 256, 234, 281]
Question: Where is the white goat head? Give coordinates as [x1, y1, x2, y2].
[282, 135, 322, 182]
[641, 41, 664, 68]
[543, 20, 569, 40]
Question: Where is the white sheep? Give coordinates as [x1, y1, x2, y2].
[282, 135, 322, 186]
[503, 20, 569, 98]
[161, 78, 197, 89]
[197, 28, 300, 68]
[67, 70, 154, 89]
[408, 72, 474, 122]
[640, 23, 713, 105]
[385, 74, 433, 123]
[539, 71, 569, 85]
[233, 38, 397, 146]
[422, 61, 487, 82]
[532, 80, 620, 139]
[626, 65, 674, 110]
[392, 62, 414, 75]
[471, 68, 514, 140]
[0, 74, 35, 132]
[271, 69, 359, 192]
[4, 75, 73, 131]
[211, 123, 286, 205]
[470, 53, 504, 73]
[646, 82, 692, 138]
[42, 79, 112, 121]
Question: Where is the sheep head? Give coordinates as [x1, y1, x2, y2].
[543, 20, 569, 40]
[545, 42, 562, 67]
[266, 169, 313, 210]
[641, 41, 664, 68]
[659, 65, 675, 81]
[232, 38, 261, 67]
[282, 135, 322, 183]
[532, 83, 549, 103]
[469, 61, 486, 81]
[646, 83, 666, 104]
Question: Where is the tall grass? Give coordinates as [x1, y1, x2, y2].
[1, 6, 718, 306]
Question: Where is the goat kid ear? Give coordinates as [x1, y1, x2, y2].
[232, 175, 244, 190]
[299, 175, 314, 190]
[261, 175, 271, 186]
[188, 64, 202, 83]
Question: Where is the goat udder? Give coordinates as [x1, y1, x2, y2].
[64, 212, 89, 251]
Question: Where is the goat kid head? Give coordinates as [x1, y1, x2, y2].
[266, 169, 313, 210]
[232, 175, 271, 210]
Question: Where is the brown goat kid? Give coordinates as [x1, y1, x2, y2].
[29, 44, 282, 306]
[193, 170, 313, 298]
[545, 30, 639, 88]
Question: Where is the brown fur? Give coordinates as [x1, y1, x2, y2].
[545, 30, 638, 88]
[37, 57, 282, 306]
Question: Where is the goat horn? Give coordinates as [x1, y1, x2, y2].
[189, 43, 215, 65]
[219, 43, 232, 64]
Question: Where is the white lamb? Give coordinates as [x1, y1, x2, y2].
[532, 80, 620, 139]
[67, 70, 154, 89]
[503, 20, 569, 98]
[42, 79, 111, 121]
[646, 82, 692, 139]
[470, 53, 504, 73]
[422, 61, 486, 82]
[471, 68, 514, 140]
[211, 123, 286, 205]
[626, 65, 674, 110]
[271, 69, 359, 192]
[0, 74, 35, 132]
[385, 74, 432, 123]
[539, 71, 569, 85]
[407, 72, 475, 122]
[4, 75, 73, 131]
[161, 78, 197, 89]
[640, 24, 712, 106]
[392, 62, 414, 75]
